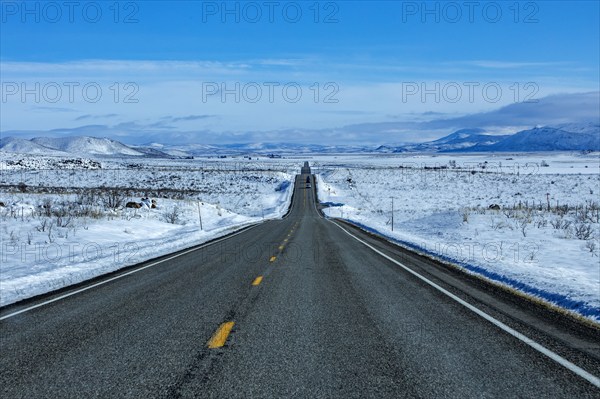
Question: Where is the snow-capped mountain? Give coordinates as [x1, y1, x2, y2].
[552, 122, 599, 134]
[431, 128, 488, 144]
[30, 136, 145, 156]
[0, 137, 69, 156]
[426, 128, 510, 151]
[376, 128, 510, 153]
[380, 123, 599, 153]
[464, 123, 600, 152]
[1, 136, 174, 158]
[142, 143, 194, 157]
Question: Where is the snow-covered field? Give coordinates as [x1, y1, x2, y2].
[314, 152, 600, 321]
[0, 155, 297, 306]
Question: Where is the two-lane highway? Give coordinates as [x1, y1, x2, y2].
[1, 164, 599, 398]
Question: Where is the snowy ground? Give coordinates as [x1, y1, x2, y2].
[314, 152, 600, 321]
[0, 155, 297, 306]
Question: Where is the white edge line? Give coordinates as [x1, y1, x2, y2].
[331, 220, 600, 389]
[0, 223, 261, 321]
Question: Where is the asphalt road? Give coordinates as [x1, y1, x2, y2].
[1, 165, 599, 398]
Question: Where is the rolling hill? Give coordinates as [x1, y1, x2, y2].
[1, 136, 172, 158]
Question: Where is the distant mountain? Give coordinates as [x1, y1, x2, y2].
[431, 128, 488, 144]
[375, 128, 510, 153]
[1, 136, 176, 158]
[142, 143, 193, 157]
[374, 145, 404, 153]
[1, 136, 374, 157]
[129, 146, 180, 158]
[0, 137, 68, 156]
[161, 142, 374, 156]
[374, 124, 599, 153]
[2, 123, 598, 157]
[464, 123, 600, 152]
[221, 142, 371, 154]
[31, 136, 145, 156]
[430, 128, 510, 151]
[552, 122, 599, 134]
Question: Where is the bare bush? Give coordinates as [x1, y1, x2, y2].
[516, 217, 531, 238]
[580, 201, 600, 223]
[162, 206, 181, 224]
[77, 190, 99, 207]
[55, 214, 73, 228]
[585, 240, 597, 255]
[503, 209, 516, 219]
[551, 219, 571, 230]
[36, 218, 49, 232]
[555, 205, 569, 217]
[103, 189, 124, 210]
[51, 206, 73, 228]
[574, 223, 594, 240]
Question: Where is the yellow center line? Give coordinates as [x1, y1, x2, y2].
[207, 321, 235, 348]
[252, 276, 263, 286]
[278, 245, 284, 251]
[270, 256, 277, 262]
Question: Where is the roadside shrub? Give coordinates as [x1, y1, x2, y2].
[162, 206, 181, 224]
[574, 223, 594, 240]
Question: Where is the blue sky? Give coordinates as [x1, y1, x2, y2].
[1, 1, 599, 144]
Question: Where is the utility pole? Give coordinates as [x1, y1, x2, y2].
[391, 197, 394, 231]
[197, 201, 204, 230]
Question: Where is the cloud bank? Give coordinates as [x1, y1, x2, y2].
[2, 92, 598, 145]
